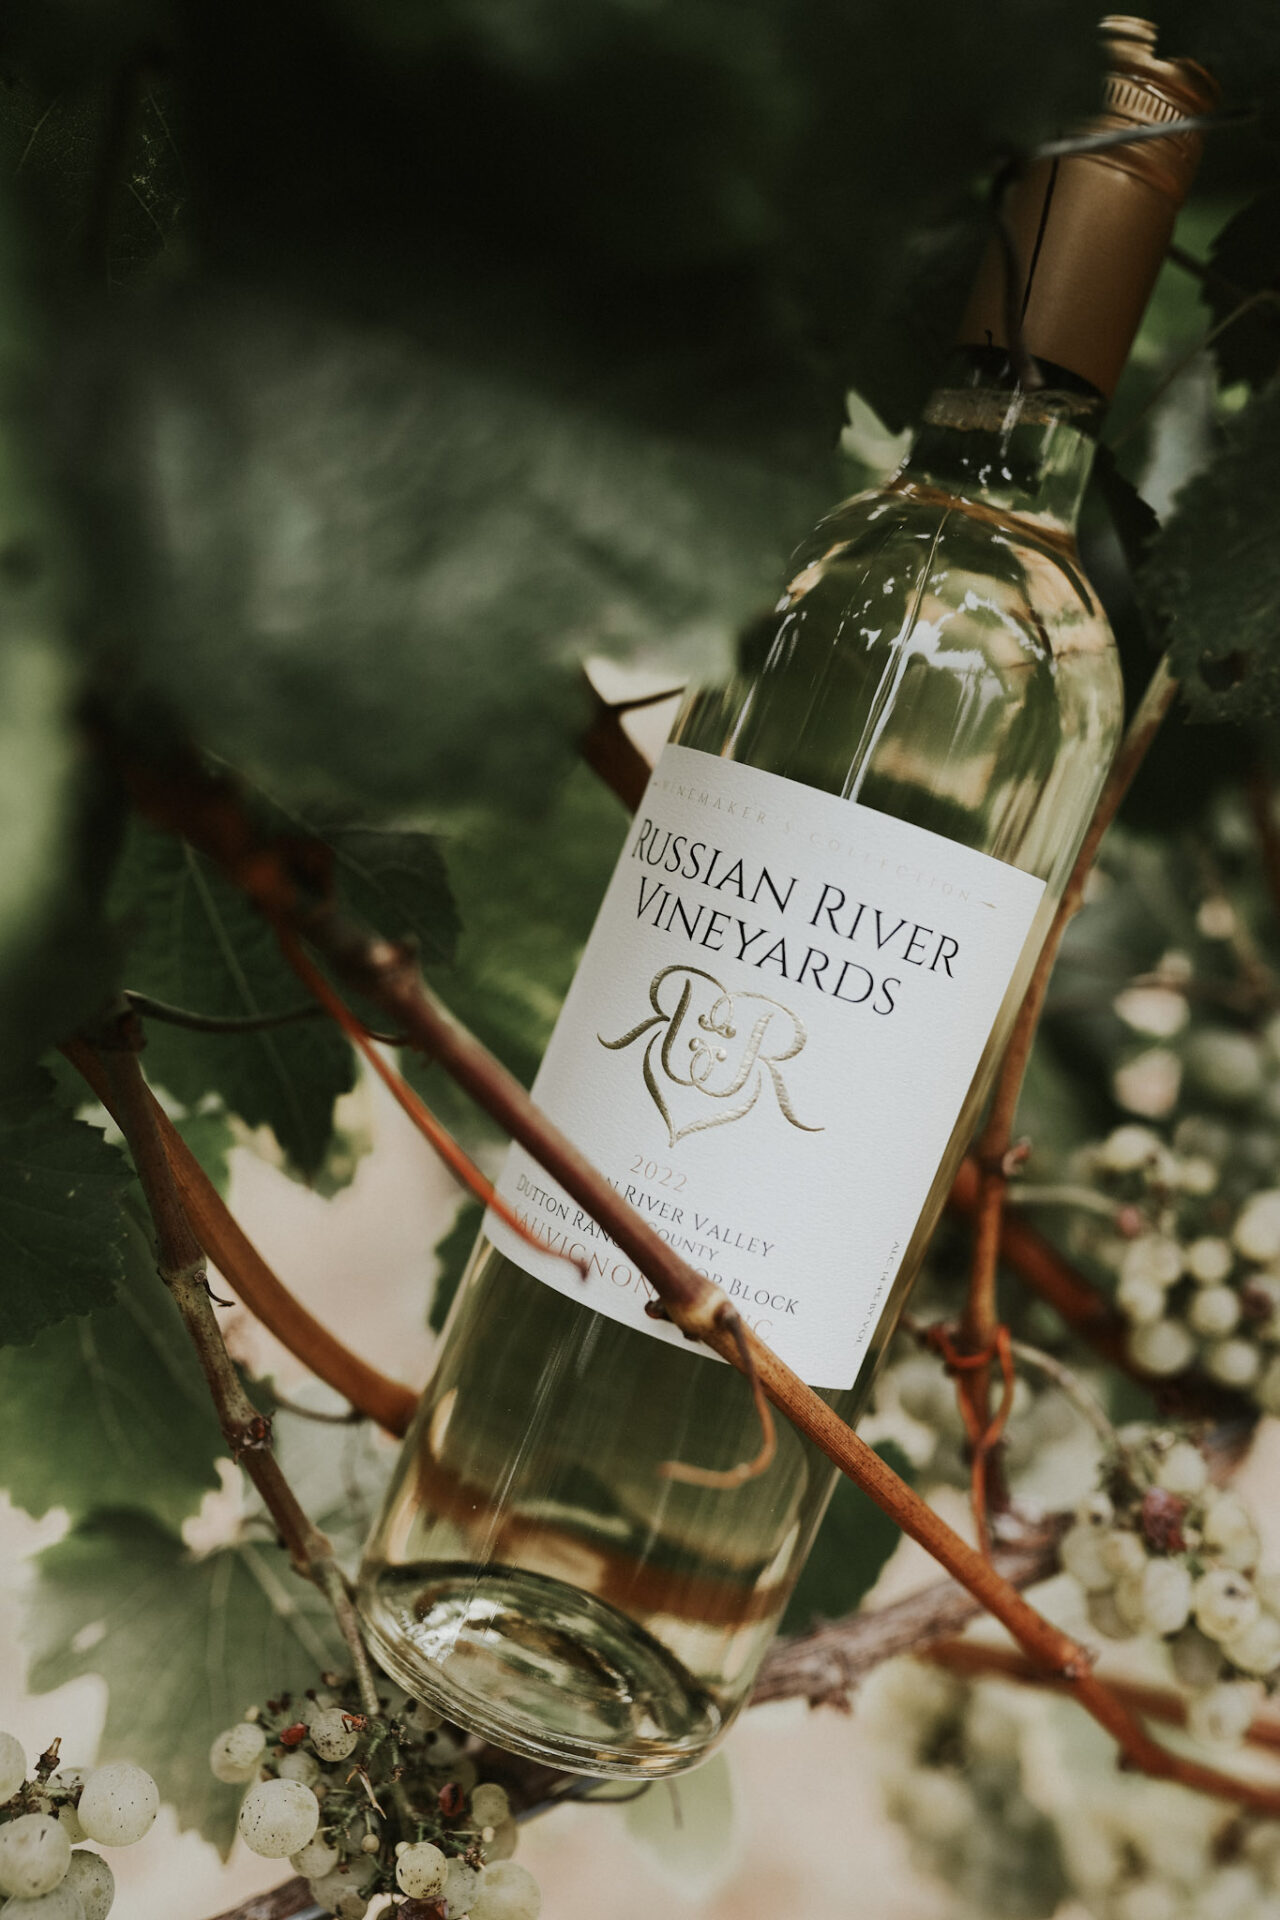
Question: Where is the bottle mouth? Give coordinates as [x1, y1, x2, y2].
[1093, 14, 1221, 204]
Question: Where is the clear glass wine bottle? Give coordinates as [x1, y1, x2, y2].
[358, 20, 1215, 1779]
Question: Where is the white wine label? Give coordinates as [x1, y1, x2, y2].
[483, 744, 1046, 1389]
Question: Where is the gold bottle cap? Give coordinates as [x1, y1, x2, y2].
[959, 18, 1220, 396]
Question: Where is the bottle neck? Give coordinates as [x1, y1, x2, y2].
[895, 348, 1105, 541]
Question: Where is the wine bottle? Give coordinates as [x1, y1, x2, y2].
[359, 18, 1216, 1777]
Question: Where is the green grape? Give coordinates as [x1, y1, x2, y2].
[76, 1765, 158, 1848]
[63, 1850, 114, 1920]
[0, 1732, 27, 1804]
[0, 1813, 72, 1899]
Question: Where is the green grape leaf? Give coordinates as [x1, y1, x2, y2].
[0, 1201, 224, 1528]
[110, 820, 356, 1178]
[64, 293, 833, 819]
[171, 0, 1098, 445]
[779, 1441, 912, 1636]
[1203, 191, 1280, 391]
[246, 1385, 394, 1567]
[1141, 379, 1280, 721]
[409, 764, 629, 1138]
[25, 1510, 342, 1855]
[321, 823, 460, 969]
[0, 195, 118, 1072]
[0, 1066, 133, 1346]
[428, 1198, 483, 1334]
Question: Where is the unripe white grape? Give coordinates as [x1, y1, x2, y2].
[1060, 1521, 1115, 1593]
[1112, 1882, 1179, 1920]
[1205, 1338, 1261, 1388]
[0, 1813, 72, 1898]
[0, 1730, 28, 1803]
[1204, 1491, 1260, 1570]
[1099, 1125, 1164, 1174]
[1189, 1287, 1242, 1338]
[308, 1710, 358, 1764]
[237, 1778, 320, 1858]
[308, 1873, 368, 1920]
[1199, 1863, 1264, 1920]
[1175, 1153, 1217, 1195]
[1087, 1589, 1134, 1641]
[1186, 1030, 1264, 1104]
[298, 1693, 336, 1728]
[1118, 1275, 1166, 1326]
[1188, 1679, 1263, 1746]
[1127, 1319, 1195, 1377]
[1114, 1573, 1148, 1635]
[470, 1783, 510, 1828]
[395, 1840, 447, 1898]
[471, 1860, 542, 1920]
[401, 1699, 443, 1736]
[1154, 1440, 1208, 1498]
[446, 1857, 482, 1914]
[76, 1764, 158, 1848]
[1224, 1610, 1280, 1676]
[1100, 1530, 1147, 1582]
[65, 1849, 114, 1920]
[209, 1723, 267, 1786]
[1187, 1237, 1234, 1285]
[1236, 1192, 1280, 1263]
[276, 1752, 320, 1787]
[310, 1858, 375, 1918]
[483, 1819, 519, 1862]
[1139, 1557, 1193, 1636]
[289, 1837, 339, 1879]
[1170, 1624, 1224, 1690]
[1194, 1567, 1260, 1642]
[0, 1889, 87, 1920]
[1121, 1235, 1184, 1291]
[359, 1832, 379, 1854]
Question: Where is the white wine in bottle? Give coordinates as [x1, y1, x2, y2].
[359, 19, 1216, 1776]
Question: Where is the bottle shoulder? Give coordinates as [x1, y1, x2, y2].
[787, 478, 1110, 663]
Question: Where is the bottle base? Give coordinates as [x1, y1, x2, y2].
[358, 1561, 726, 1778]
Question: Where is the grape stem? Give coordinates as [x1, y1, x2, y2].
[205, 1883, 316, 1920]
[749, 1522, 1066, 1708]
[69, 1016, 383, 1719]
[1006, 1338, 1118, 1447]
[109, 734, 1280, 1819]
[924, 1637, 1280, 1755]
[946, 1155, 1250, 1424]
[62, 1036, 418, 1437]
[958, 656, 1180, 1530]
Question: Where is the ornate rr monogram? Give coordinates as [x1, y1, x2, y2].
[599, 964, 823, 1146]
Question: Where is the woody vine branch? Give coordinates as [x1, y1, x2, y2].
[102, 728, 1280, 1819]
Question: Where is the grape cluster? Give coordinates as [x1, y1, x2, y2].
[886, 1347, 1080, 1491]
[1059, 1426, 1279, 1744]
[0, 1735, 158, 1919]
[860, 1660, 1070, 1919]
[211, 1672, 541, 1919]
[864, 1657, 1280, 1920]
[1058, 1114, 1280, 1403]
